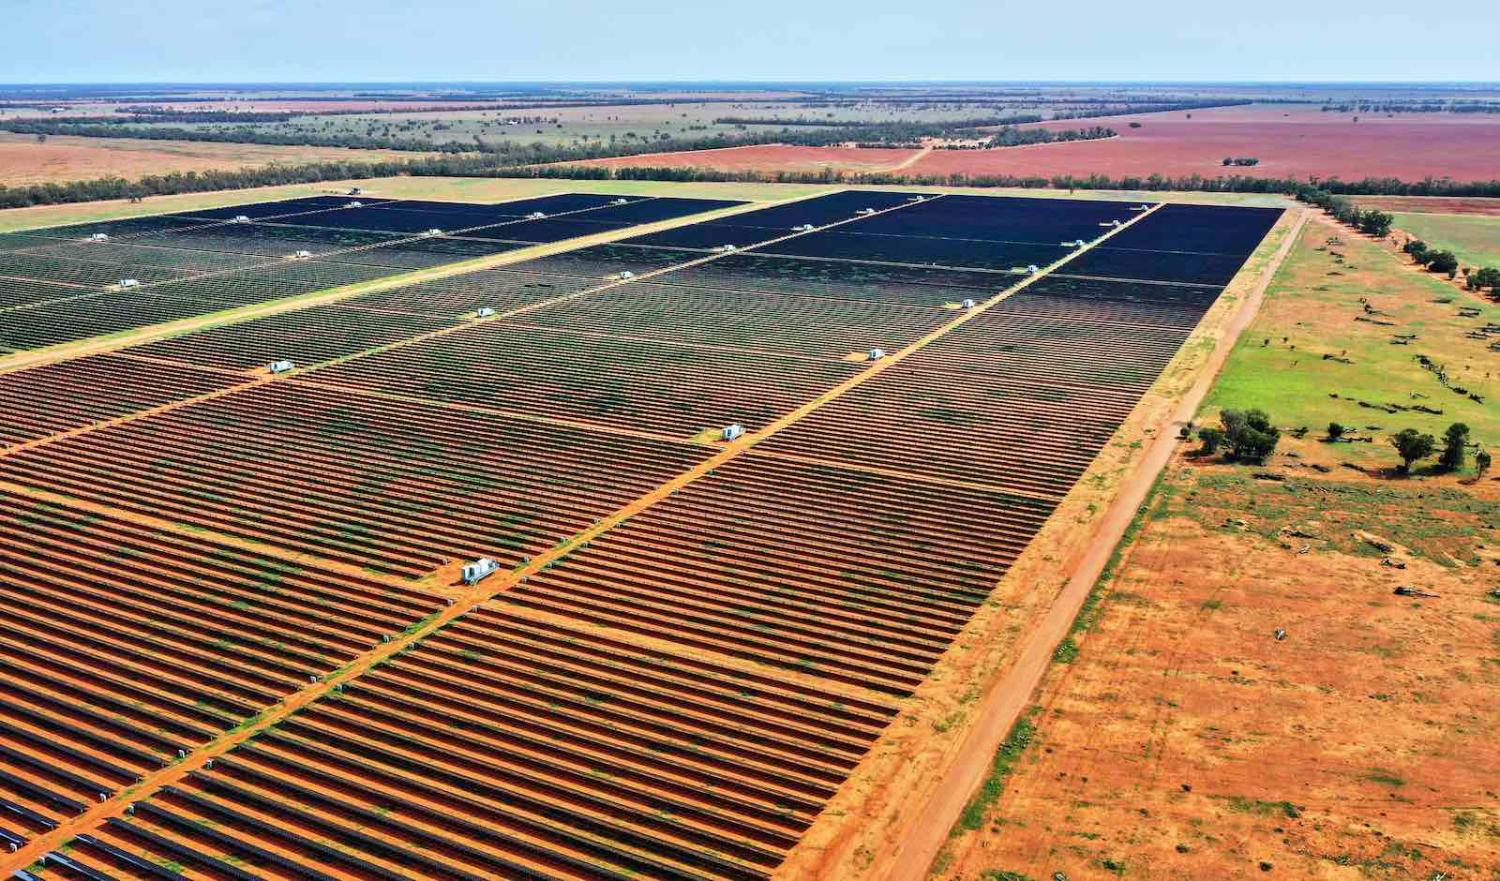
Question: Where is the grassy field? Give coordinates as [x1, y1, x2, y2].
[1392, 211, 1500, 267]
[1207, 217, 1498, 467]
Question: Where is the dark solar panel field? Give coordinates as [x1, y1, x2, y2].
[0, 192, 741, 354]
[0, 190, 1283, 881]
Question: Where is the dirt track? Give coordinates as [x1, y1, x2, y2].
[878, 207, 1309, 881]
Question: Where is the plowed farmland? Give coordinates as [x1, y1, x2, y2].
[0, 186, 1288, 881]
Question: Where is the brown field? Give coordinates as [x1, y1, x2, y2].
[585, 104, 1500, 183]
[934, 464, 1500, 881]
[1352, 195, 1500, 216]
[0, 132, 426, 186]
[584, 143, 923, 173]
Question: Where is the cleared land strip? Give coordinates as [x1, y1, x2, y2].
[0, 192, 813, 375]
[0, 199, 1163, 877]
[877, 207, 1309, 881]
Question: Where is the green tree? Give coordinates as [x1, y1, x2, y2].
[1437, 423, 1470, 472]
[1476, 448, 1492, 478]
[1221, 409, 1280, 463]
[1427, 250, 1460, 277]
[1357, 210, 1393, 237]
[1466, 266, 1500, 292]
[1327, 422, 1346, 440]
[1197, 426, 1226, 455]
[1390, 428, 1437, 473]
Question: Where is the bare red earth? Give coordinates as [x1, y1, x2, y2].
[588, 105, 1500, 183]
[582, 144, 921, 173]
[1351, 195, 1500, 215]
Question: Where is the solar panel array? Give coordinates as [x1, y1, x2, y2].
[0, 190, 1282, 880]
[0, 193, 742, 353]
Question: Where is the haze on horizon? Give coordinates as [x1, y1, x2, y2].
[3, 0, 1496, 84]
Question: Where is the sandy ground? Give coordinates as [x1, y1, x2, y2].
[934, 462, 1499, 881]
[0, 133, 425, 186]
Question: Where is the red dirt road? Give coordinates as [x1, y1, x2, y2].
[878, 207, 1309, 881]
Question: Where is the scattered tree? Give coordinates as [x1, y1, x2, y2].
[1327, 422, 1346, 440]
[1220, 409, 1280, 463]
[1390, 428, 1437, 473]
[1476, 448, 1492, 478]
[1437, 423, 1470, 472]
[1465, 266, 1500, 293]
[1427, 250, 1460, 277]
[1355, 209, 1393, 237]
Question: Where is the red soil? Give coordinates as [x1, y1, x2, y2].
[1351, 195, 1500, 215]
[586, 105, 1500, 183]
[582, 144, 921, 173]
[916, 105, 1500, 181]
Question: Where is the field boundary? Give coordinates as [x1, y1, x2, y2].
[0, 195, 1166, 877]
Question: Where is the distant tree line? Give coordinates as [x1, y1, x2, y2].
[954, 126, 1115, 149]
[545, 165, 1500, 197]
[5, 148, 1500, 211]
[0, 99, 1246, 160]
[1321, 101, 1500, 114]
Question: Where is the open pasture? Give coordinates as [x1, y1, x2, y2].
[0, 185, 1286, 880]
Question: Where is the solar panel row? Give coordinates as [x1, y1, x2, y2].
[0, 189, 1284, 881]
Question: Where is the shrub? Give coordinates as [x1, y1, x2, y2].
[1327, 422, 1346, 440]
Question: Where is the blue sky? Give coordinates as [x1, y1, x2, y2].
[2, 0, 1496, 83]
